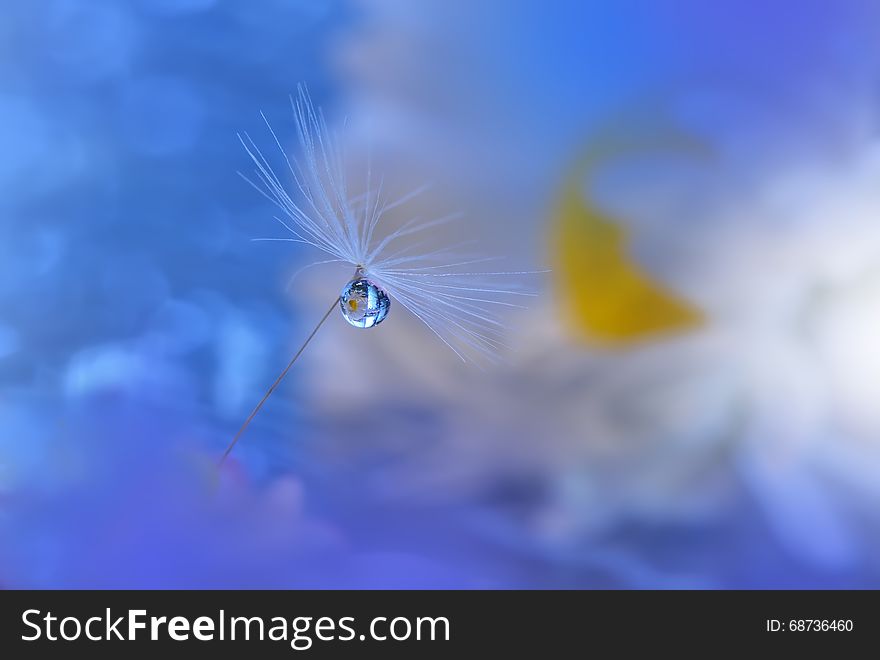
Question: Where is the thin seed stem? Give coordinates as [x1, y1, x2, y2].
[218, 296, 339, 467]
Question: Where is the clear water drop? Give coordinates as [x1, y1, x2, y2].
[339, 277, 390, 328]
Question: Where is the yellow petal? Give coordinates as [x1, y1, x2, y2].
[551, 127, 706, 345]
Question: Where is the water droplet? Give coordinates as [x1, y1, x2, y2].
[339, 278, 390, 328]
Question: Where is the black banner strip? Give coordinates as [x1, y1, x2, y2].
[0, 590, 874, 657]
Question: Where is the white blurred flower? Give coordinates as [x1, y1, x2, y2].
[308, 139, 880, 573]
[316, 0, 880, 576]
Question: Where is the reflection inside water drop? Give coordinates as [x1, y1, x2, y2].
[339, 278, 390, 328]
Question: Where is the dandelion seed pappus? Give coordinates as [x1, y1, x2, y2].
[217, 84, 544, 466]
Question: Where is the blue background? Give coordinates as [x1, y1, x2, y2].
[2, 0, 880, 588]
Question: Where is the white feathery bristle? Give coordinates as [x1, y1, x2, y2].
[241, 85, 543, 362]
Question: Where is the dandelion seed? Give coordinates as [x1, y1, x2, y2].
[220, 85, 542, 466]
